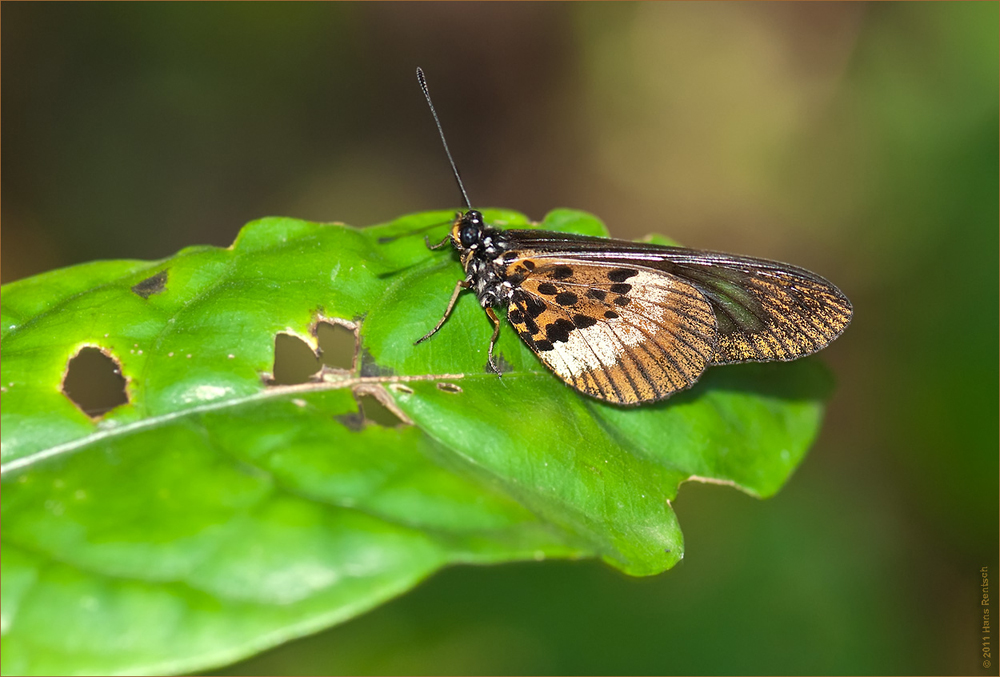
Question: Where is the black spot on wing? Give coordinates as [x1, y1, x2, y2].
[518, 330, 553, 353]
[604, 310, 619, 319]
[613, 296, 631, 307]
[573, 314, 598, 328]
[511, 294, 542, 334]
[523, 260, 535, 270]
[537, 282, 558, 295]
[554, 291, 578, 306]
[608, 268, 638, 282]
[502, 251, 518, 261]
[552, 266, 573, 279]
[587, 289, 607, 301]
[523, 295, 546, 318]
[545, 319, 575, 343]
[609, 283, 632, 294]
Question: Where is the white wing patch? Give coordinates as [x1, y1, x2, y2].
[541, 270, 681, 378]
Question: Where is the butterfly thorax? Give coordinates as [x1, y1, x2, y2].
[451, 210, 516, 308]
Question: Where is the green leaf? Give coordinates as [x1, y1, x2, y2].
[1, 208, 832, 675]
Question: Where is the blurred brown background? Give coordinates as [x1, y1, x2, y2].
[3, 3, 997, 674]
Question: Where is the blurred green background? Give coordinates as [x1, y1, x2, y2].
[2, 3, 997, 674]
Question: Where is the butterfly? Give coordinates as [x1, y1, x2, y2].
[411, 68, 852, 406]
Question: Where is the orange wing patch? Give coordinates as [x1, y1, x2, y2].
[504, 259, 717, 405]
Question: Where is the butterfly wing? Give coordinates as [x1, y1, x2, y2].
[643, 248, 853, 364]
[504, 258, 717, 405]
[503, 230, 852, 366]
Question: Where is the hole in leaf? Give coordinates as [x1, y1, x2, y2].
[389, 383, 414, 395]
[316, 322, 355, 370]
[358, 393, 405, 427]
[62, 347, 128, 417]
[436, 382, 463, 394]
[270, 320, 359, 386]
[336, 389, 409, 431]
[271, 333, 321, 385]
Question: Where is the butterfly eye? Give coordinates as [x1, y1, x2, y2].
[459, 225, 478, 248]
[459, 211, 483, 248]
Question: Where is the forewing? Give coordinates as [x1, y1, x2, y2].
[657, 252, 852, 364]
[503, 232, 852, 366]
[505, 259, 717, 405]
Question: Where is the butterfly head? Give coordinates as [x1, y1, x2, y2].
[451, 210, 486, 251]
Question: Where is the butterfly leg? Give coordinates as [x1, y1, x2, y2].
[424, 234, 451, 250]
[485, 307, 502, 377]
[415, 279, 470, 345]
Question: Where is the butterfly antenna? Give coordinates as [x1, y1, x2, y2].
[416, 67, 472, 210]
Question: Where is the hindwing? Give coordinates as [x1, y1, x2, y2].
[504, 258, 717, 405]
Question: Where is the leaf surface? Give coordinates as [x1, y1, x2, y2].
[0, 209, 831, 675]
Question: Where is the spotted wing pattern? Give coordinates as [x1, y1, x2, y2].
[503, 258, 717, 405]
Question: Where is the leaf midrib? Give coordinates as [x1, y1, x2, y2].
[0, 369, 571, 476]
